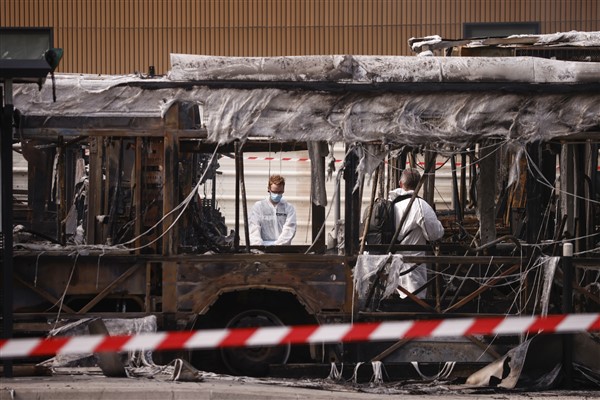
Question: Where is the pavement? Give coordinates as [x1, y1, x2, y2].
[2, 373, 599, 400]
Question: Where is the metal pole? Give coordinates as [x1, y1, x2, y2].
[562, 242, 573, 388]
[238, 143, 251, 251]
[451, 154, 463, 223]
[1, 80, 14, 377]
[344, 146, 359, 256]
[234, 141, 241, 251]
[358, 166, 379, 254]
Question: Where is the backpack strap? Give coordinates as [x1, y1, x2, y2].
[397, 226, 417, 244]
[391, 193, 419, 204]
[391, 193, 420, 243]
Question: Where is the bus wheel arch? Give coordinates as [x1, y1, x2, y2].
[191, 288, 319, 376]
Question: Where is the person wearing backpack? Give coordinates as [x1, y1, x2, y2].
[388, 168, 444, 299]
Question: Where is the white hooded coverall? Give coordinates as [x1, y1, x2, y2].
[389, 188, 445, 298]
[249, 197, 297, 246]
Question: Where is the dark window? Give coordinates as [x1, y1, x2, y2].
[463, 22, 540, 38]
[0, 27, 53, 60]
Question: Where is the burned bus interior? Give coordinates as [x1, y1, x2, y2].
[4, 47, 600, 380]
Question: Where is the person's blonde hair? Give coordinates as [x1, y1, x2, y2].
[268, 174, 285, 189]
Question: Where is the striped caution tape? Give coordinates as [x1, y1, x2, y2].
[246, 156, 311, 162]
[1, 313, 599, 359]
[244, 157, 459, 167]
[244, 156, 600, 171]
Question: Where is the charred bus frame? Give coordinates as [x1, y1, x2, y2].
[5, 54, 600, 376]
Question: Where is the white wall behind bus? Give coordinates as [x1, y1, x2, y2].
[214, 148, 457, 246]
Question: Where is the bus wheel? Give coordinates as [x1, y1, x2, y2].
[221, 309, 291, 376]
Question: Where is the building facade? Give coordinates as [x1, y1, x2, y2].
[2, 0, 598, 75]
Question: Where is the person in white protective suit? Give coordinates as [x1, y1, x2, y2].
[249, 174, 297, 246]
[388, 168, 444, 299]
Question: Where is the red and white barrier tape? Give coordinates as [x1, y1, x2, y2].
[245, 157, 456, 167]
[244, 156, 600, 171]
[246, 156, 312, 162]
[1, 313, 599, 359]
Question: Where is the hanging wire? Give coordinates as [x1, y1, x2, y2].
[519, 146, 600, 256]
[122, 146, 220, 252]
[525, 149, 600, 205]
[52, 252, 80, 330]
[530, 258, 547, 315]
[34, 251, 45, 287]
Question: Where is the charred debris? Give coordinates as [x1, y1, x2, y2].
[4, 33, 600, 384]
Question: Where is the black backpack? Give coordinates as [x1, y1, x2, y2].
[364, 194, 413, 244]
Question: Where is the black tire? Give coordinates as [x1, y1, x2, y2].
[220, 308, 291, 376]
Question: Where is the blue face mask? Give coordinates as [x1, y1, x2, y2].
[270, 192, 283, 203]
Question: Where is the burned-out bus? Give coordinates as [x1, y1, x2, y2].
[6, 47, 600, 378]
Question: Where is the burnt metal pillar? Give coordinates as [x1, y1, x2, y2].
[528, 142, 558, 246]
[460, 151, 467, 217]
[477, 141, 497, 250]
[309, 141, 327, 253]
[574, 144, 586, 256]
[451, 154, 463, 223]
[234, 141, 241, 251]
[56, 136, 66, 244]
[162, 104, 179, 255]
[423, 151, 436, 208]
[1, 81, 14, 377]
[238, 143, 251, 251]
[311, 200, 326, 252]
[344, 146, 359, 256]
[584, 142, 598, 253]
[526, 142, 543, 252]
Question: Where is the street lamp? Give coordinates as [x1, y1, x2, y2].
[1, 27, 62, 377]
